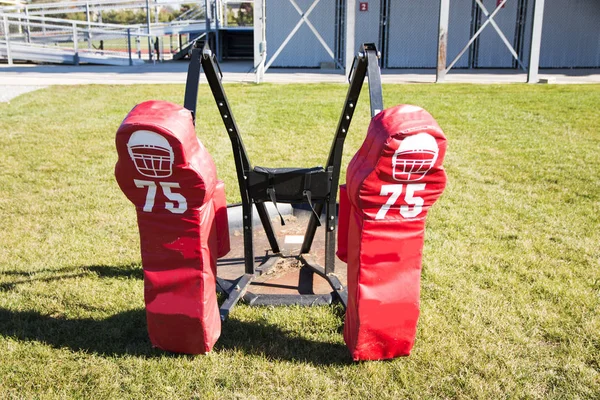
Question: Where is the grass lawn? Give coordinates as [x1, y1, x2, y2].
[0, 82, 598, 399]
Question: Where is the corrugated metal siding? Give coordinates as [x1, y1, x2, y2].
[263, 0, 600, 69]
[540, 0, 600, 68]
[447, 0, 475, 69]
[475, 0, 519, 67]
[265, 0, 336, 67]
[386, 1, 440, 68]
[384, 0, 472, 68]
[514, 0, 533, 68]
[354, 0, 381, 54]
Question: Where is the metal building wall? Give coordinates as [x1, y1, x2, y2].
[353, 0, 381, 54]
[265, 0, 337, 67]
[384, 0, 472, 68]
[386, 1, 439, 68]
[446, 0, 475, 69]
[474, 0, 519, 67]
[539, 0, 600, 68]
[517, 0, 535, 68]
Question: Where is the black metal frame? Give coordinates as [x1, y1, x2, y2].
[184, 42, 384, 321]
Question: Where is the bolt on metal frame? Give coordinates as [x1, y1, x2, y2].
[184, 42, 384, 321]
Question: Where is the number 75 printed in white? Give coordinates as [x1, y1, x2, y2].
[134, 179, 188, 214]
[375, 184, 425, 220]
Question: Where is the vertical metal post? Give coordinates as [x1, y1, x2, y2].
[24, 6, 30, 43]
[3, 16, 12, 66]
[253, 0, 266, 83]
[127, 28, 132, 66]
[436, 0, 450, 82]
[86, 2, 92, 49]
[214, 1, 221, 61]
[72, 22, 79, 65]
[205, 0, 211, 45]
[146, 0, 152, 61]
[345, 0, 356, 77]
[527, 0, 545, 83]
[155, 1, 161, 61]
[41, 12, 46, 35]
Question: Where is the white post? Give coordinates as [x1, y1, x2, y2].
[436, 0, 450, 82]
[86, 2, 92, 49]
[145, 0, 152, 61]
[24, 6, 30, 43]
[527, 0, 545, 83]
[345, 0, 356, 77]
[155, 3, 162, 61]
[3, 16, 13, 65]
[253, 0, 266, 83]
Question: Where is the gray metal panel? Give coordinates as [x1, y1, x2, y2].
[447, 0, 475, 68]
[540, 0, 600, 68]
[518, 0, 534, 68]
[265, 0, 336, 67]
[476, 0, 519, 68]
[386, 1, 440, 68]
[354, 0, 381, 54]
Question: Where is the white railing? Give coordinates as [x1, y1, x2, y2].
[0, 0, 200, 16]
[0, 10, 208, 65]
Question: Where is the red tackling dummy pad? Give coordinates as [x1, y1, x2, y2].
[115, 100, 229, 354]
[341, 104, 447, 361]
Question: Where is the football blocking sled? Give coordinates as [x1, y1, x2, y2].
[114, 42, 446, 359]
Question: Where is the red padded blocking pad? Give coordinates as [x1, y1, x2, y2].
[337, 184, 349, 263]
[213, 180, 230, 259]
[115, 100, 226, 354]
[343, 105, 447, 360]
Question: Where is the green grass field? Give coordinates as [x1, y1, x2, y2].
[0, 83, 598, 399]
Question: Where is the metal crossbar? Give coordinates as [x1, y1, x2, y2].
[446, 0, 525, 72]
[264, 0, 341, 71]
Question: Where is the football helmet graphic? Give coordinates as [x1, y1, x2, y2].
[392, 132, 439, 182]
[127, 130, 174, 178]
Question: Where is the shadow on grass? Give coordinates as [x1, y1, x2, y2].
[0, 307, 351, 364]
[217, 317, 351, 365]
[0, 273, 89, 291]
[84, 264, 143, 280]
[0, 264, 143, 290]
[0, 264, 350, 363]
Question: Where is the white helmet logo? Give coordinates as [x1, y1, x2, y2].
[127, 130, 174, 178]
[392, 132, 439, 182]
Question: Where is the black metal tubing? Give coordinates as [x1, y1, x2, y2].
[246, 294, 332, 307]
[218, 273, 253, 321]
[198, 43, 281, 276]
[365, 44, 384, 118]
[301, 43, 383, 265]
[183, 47, 202, 123]
[190, 43, 382, 318]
